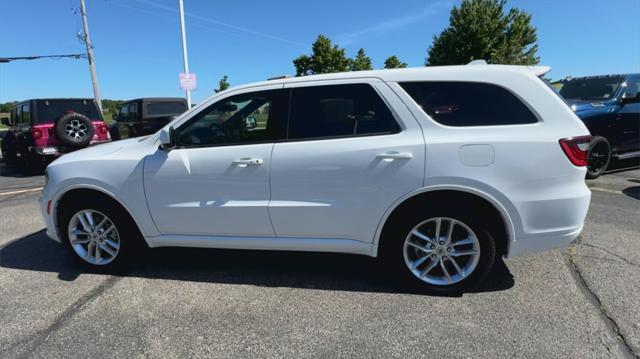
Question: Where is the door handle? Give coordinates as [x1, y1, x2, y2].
[376, 152, 413, 161]
[233, 158, 263, 166]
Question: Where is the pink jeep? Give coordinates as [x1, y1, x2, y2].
[1, 99, 110, 173]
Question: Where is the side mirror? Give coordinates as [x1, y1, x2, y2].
[244, 116, 257, 130]
[620, 92, 640, 106]
[0, 117, 9, 126]
[159, 126, 176, 150]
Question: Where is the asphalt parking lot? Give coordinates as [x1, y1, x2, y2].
[1, 158, 639, 358]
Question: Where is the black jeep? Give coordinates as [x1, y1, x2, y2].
[109, 98, 187, 140]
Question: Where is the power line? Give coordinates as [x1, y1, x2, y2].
[131, 0, 305, 47]
[0, 54, 87, 63]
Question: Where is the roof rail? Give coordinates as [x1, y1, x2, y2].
[467, 59, 487, 65]
[267, 75, 291, 81]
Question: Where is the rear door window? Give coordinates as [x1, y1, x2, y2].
[288, 83, 400, 140]
[128, 103, 139, 121]
[118, 104, 129, 121]
[400, 82, 538, 126]
[21, 104, 31, 124]
[622, 77, 640, 99]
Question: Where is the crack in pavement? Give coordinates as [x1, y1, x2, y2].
[578, 243, 640, 268]
[564, 247, 638, 358]
[6, 276, 123, 359]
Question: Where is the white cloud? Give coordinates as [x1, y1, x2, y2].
[336, 1, 451, 46]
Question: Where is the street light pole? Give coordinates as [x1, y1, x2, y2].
[178, 0, 191, 108]
[79, 0, 103, 114]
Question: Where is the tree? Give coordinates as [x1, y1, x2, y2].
[0, 101, 18, 113]
[293, 35, 351, 76]
[214, 75, 230, 93]
[426, 0, 539, 66]
[101, 99, 124, 122]
[384, 56, 408, 69]
[349, 48, 373, 71]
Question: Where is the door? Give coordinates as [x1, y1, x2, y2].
[127, 102, 142, 137]
[269, 80, 425, 244]
[617, 76, 640, 153]
[16, 103, 31, 156]
[144, 87, 288, 236]
[115, 104, 130, 140]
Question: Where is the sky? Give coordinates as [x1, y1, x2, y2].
[1, 0, 639, 104]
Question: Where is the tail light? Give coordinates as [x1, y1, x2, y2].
[559, 136, 592, 166]
[99, 123, 108, 134]
[32, 128, 43, 140]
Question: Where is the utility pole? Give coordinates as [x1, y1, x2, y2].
[178, 0, 192, 108]
[79, 0, 103, 114]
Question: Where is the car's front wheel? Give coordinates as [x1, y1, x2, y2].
[383, 208, 496, 294]
[59, 195, 141, 272]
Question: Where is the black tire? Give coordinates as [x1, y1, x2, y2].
[586, 136, 611, 179]
[55, 112, 95, 148]
[1, 136, 17, 165]
[380, 204, 496, 295]
[58, 193, 143, 273]
[19, 152, 43, 175]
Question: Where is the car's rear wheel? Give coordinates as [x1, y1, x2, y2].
[586, 136, 611, 179]
[382, 206, 496, 294]
[59, 194, 141, 272]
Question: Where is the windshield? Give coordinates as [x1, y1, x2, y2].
[35, 99, 101, 124]
[146, 101, 187, 116]
[559, 77, 624, 101]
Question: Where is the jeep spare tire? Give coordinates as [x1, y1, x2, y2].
[55, 112, 95, 148]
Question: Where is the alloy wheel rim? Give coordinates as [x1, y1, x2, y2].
[67, 209, 120, 265]
[403, 217, 481, 286]
[588, 142, 609, 174]
[65, 120, 88, 139]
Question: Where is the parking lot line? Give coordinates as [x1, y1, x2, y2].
[588, 186, 624, 195]
[0, 187, 43, 196]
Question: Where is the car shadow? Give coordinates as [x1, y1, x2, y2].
[0, 161, 43, 178]
[1, 230, 514, 297]
[622, 186, 640, 200]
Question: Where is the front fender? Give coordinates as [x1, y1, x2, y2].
[44, 158, 159, 244]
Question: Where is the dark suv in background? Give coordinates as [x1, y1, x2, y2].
[559, 74, 640, 178]
[1, 98, 110, 172]
[109, 97, 187, 140]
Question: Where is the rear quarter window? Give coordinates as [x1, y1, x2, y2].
[400, 82, 538, 126]
[146, 102, 187, 116]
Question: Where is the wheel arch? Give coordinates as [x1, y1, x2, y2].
[373, 185, 517, 258]
[52, 184, 149, 247]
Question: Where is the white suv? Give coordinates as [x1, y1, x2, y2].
[40, 64, 591, 293]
